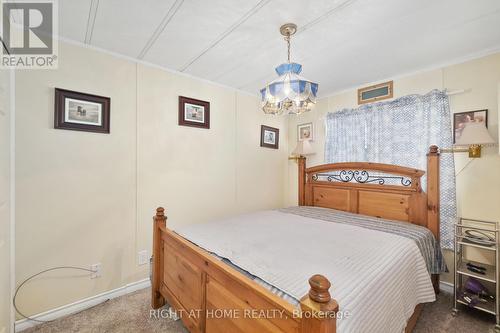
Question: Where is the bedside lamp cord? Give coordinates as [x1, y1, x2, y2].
[13, 266, 98, 323]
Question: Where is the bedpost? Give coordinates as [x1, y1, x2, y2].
[298, 156, 306, 205]
[152, 207, 166, 309]
[427, 145, 440, 239]
[427, 145, 440, 294]
[300, 274, 338, 333]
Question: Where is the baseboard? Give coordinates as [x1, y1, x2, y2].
[439, 281, 454, 294]
[15, 278, 150, 332]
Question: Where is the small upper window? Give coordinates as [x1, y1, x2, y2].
[358, 81, 393, 105]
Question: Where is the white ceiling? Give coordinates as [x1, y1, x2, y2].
[56, 0, 500, 97]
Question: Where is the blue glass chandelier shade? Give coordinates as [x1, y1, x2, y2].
[260, 62, 318, 97]
[260, 23, 319, 115]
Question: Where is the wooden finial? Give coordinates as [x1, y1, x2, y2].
[156, 207, 165, 217]
[154, 207, 166, 225]
[308, 274, 331, 303]
[301, 274, 338, 331]
[428, 145, 439, 155]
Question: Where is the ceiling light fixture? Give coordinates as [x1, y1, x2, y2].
[260, 23, 318, 115]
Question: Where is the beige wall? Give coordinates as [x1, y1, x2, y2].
[0, 69, 12, 332]
[15, 42, 287, 317]
[287, 53, 500, 283]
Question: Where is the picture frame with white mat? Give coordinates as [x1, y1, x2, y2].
[297, 122, 314, 141]
[178, 96, 210, 129]
[260, 125, 279, 149]
[54, 88, 111, 134]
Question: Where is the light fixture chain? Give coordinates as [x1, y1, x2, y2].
[286, 35, 291, 62]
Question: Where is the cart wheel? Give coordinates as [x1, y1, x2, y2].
[451, 308, 458, 317]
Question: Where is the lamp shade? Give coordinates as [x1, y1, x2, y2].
[260, 62, 318, 115]
[292, 139, 315, 156]
[455, 122, 495, 145]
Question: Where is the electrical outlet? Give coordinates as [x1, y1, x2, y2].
[138, 250, 148, 266]
[90, 263, 102, 279]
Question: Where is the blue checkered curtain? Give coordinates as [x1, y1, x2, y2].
[325, 89, 456, 249]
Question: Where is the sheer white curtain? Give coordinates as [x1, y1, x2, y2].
[325, 89, 456, 249]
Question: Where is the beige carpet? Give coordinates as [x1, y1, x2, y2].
[21, 288, 495, 333]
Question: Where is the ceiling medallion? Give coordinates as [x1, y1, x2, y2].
[260, 23, 318, 115]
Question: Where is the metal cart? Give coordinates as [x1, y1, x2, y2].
[453, 217, 499, 331]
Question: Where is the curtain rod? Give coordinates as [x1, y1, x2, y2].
[446, 89, 470, 96]
[318, 89, 470, 120]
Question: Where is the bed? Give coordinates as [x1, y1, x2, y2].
[151, 145, 444, 333]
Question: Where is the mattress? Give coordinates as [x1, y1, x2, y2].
[174, 206, 443, 333]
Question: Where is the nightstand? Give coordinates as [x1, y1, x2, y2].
[453, 217, 499, 331]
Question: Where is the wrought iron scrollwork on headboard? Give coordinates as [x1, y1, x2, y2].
[311, 170, 412, 187]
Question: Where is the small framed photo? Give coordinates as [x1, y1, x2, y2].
[54, 88, 110, 133]
[297, 122, 314, 141]
[453, 109, 488, 143]
[260, 125, 279, 149]
[179, 96, 210, 129]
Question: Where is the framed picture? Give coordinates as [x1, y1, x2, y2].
[260, 125, 279, 149]
[453, 109, 488, 143]
[297, 122, 314, 141]
[178, 96, 210, 129]
[54, 88, 110, 133]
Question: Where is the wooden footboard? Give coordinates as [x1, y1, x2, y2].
[151, 207, 339, 333]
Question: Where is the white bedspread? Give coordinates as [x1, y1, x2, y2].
[174, 209, 436, 333]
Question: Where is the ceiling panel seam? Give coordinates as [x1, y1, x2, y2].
[179, 0, 272, 72]
[214, 0, 356, 83]
[445, 7, 500, 30]
[236, 0, 357, 91]
[137, 0, 184, 60]
[300, 0, 355, 33]
[84, 0, 100, 44]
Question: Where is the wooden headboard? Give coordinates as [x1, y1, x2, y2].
[298, 145, 440, 240]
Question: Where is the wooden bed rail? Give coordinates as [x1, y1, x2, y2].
[151, 207, 339, 332]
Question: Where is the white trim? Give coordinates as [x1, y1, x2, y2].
[57, 37, 259, 99]
[318, 45, 500, 101]
[439, 281, 454, 294]
[10, 69, 16, 333]
[445, 89, 469, 96]
[14, 278, 151, 332]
